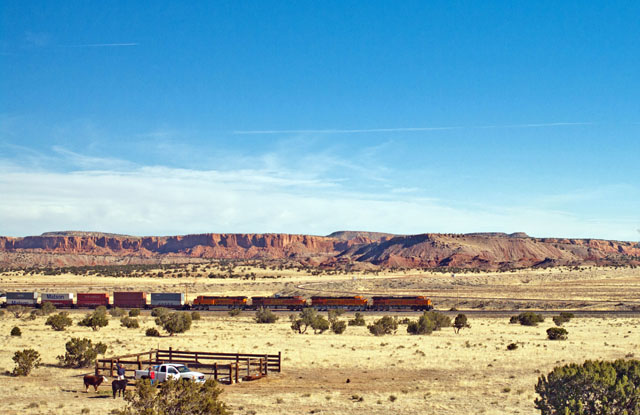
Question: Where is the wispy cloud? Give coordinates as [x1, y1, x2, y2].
[19, 32, 138, 49]
[235, 127, 461, 135]
[51, 146, 137, 171]
[24, 31, 52, 47]
[0, 153, 637, 240]
[233, 122, 593, 135]
[60, 43, 139, 48]
[0, 135, 636, 240]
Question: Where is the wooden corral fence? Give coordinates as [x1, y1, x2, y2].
[96, 347, 281, 384]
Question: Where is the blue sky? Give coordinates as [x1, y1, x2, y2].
[1, 1, 639, 239]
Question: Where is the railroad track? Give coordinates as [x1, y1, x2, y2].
[294, 278, 640, 313]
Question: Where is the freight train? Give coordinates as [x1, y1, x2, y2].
[1, 291, 433, 311]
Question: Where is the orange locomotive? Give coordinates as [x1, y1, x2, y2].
[310, 296, 368, 310]
[371, 296, 433, 311]
[251, 296, 306, 310]
[192, 296, 248, 309]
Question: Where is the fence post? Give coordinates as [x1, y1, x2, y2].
[169, 347, 173, 362]
[235, 362, 239, 383]
[229, 365, 233, 384]
[264, 354, 268, 375]
[110, 359, 114, 377]
[278, 351, 281, 372]
[137, 355, 141, 370]
[214, 362, 218, 382]
[95, 360, 99, 375]
[247, 358, 251, 377]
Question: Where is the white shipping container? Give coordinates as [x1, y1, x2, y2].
[41, 293, 74, 302]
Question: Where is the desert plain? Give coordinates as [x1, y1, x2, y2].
[1, 264, 639, 414]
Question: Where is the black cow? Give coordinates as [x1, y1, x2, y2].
[112, 379, 127, 399]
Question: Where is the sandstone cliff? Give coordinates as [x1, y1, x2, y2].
[0, 231, 638, 269]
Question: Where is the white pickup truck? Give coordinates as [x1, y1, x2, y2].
[134, 363, 206, 383]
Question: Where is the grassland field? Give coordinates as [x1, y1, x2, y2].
[0, 265, 639, 414]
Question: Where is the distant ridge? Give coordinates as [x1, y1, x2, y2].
[41, 231, 139, 238]
[326, 231, 397, 242]
[0, 231, 638, 269]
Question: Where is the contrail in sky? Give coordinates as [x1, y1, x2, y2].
[62, 43, 139, 47]
[233, 122, 593, 135]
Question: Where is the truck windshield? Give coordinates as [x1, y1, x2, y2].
[176, 365, 190, 373]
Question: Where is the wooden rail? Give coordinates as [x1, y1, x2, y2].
[96, 348, 281, 384]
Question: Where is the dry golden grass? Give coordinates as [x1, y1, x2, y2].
[0, 311, 638, 415]
[298, 266, 640, 310]
[0, 265, 639, 414]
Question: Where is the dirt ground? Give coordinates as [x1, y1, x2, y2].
[0, 265, 639, 414]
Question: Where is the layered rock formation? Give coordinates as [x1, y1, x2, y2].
[0, 231, 639, 269]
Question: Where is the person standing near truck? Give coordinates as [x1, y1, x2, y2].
[117, 363, 126, 380]
[149, 367, 156, 385]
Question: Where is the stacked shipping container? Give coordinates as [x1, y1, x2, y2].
[6, 292, 38, 305]
[113, 292, 146, 308]
[150, 293, 185, 308]
[41, 293, 74, 307]
[76, 293, 110, 308]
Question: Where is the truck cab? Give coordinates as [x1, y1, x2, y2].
[135, 363, 206, 383]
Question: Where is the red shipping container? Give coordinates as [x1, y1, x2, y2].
[113, 292, 147, 308]
[77, 293, 110, 308]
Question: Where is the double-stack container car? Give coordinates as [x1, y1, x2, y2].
[251, 296, 306, 310]
[113, 292, 147, 308]
[1, 291, 434, 312]
[41, 293, 74, 308]
[150, 293, 185, 308]
[371, 296, 433, 311]
[311, 296, 368, 310]
[76, 293, 110, 308]
[6, 292, 38, 306]
[192, 295, 248, 309]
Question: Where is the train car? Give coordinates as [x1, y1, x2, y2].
[192, 296, 248, 310]
[76, 293, 110, 308]
[371, 296, 433, 311]
[6, 292, 38, 306]
[113, 292, 147, 308]
[41, 293, 74, 308]
[150, 293, 185, 309]
[251, 296, 307, 310]
[311, 296, 368, 310]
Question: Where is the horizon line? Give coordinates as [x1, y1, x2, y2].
[2, 229, 637, 243]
